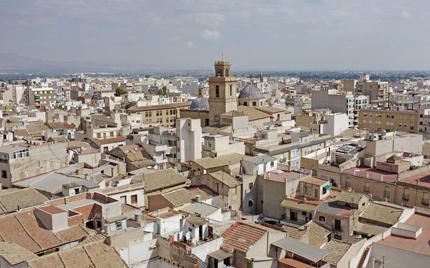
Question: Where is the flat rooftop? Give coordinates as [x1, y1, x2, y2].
[343, 167, 398, 183]
[376, 213, 430, 256]
[266, 170, 308, 183]
[400, 171, 430, 188]
[56, 197, 108, 211]
[300, 176, 329, 186]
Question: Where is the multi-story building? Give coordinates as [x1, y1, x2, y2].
[358, 107, 419, 133]
[29, 87, 57, 109]
[312, 89, 367, 128]
[356, 74, 390, 107]
[0, 142, 68, 188]
[127, 102, 190, 127]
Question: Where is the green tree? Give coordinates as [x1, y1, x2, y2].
[162, 86, 167, 96]
[114, 87, 127, 96]
[1, 82, 4, 88]
[157, 89, 164, 95]
[33, 81, 36, 85]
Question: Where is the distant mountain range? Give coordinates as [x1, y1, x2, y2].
[0, 52, 177, 74]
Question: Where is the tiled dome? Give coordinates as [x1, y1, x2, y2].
[190, 97, 209, 110]
[238, 84, 264, 99]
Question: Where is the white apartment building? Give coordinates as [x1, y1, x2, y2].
[312, 89, 369, 128]
[176, 118, 202, 167]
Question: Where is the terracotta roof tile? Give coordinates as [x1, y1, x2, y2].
[221, 222, 268, 252]
[84, 242, 128, 267]
[0, 214, 42, 253]
[26, 252, 65, 268]
[15, 211, 62, 251]
[56, 225, 90, 244]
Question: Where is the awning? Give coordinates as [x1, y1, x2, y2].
[323, 185, 332, 190]
[208, 249, 233, 261]
[272, 237, 329, 263]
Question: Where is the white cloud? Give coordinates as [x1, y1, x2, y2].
[187, 41, 195, 48]
[401, 10, 412, 18]
[201, 30, 221, 40]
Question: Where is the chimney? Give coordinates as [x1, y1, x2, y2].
[195, 195, 201, 203]
[134, 212, 141, 222]
[303, 198, 307, 203]
[366, 172, 369, 178]
[380, 175, 384, 181]
[417, 180, 420, 185]
[157, 209, 160, 218]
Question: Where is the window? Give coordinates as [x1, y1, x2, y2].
[131, 195, 137, 204]
[315, 189, 318, 198]
[230, 85, 232, 96]
[403, 188, 409, 200]
[207, 141, 212, 148]
[319, 216, 325, 221]
[364, 182, 370, 192]
[423, 192, 429, 205]
[116, 221, 122, 230]
[74, 188, 79, 195]
[248, 200, 253, 207]
[335, 219, 341, 231]
[253, 102, 257, 106]
[103, 147, 108, 153]
[305, 186, 312, 195]
[249, 182, 253, 189]
[1, 170, 7, 178]
[216, 85, 220, 97]
[384, 186, 390, 198]
[270, 161, 274, 168]
[346, 177, 351, 187]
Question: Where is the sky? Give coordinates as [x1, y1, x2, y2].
[1, 0, 430, 71]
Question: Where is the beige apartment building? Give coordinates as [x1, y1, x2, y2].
[29, 87, 58, 109]
[356, 75, 390, 107]
[127, 102, 190, 127]
[358, 108, 419, 133]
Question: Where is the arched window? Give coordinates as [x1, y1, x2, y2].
[226, 69, 230, 77]
[217, 69, 222, 77]
[248, 200, 253, 207]
[244, 101, 247, 106]
[216, 85, 220, 97]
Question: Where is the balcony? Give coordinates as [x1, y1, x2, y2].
[422, 199, 429, 206]
[403, 194, 409, 201]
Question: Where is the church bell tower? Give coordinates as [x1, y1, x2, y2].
[208, 59, 238, 125]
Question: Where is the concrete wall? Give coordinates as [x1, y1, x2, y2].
[262, 179, 286, 220]
[107, 188, 145, 208]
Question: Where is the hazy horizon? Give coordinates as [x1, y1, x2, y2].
[1, 0, 430, 71]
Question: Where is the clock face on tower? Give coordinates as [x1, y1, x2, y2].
[214, 115, 220, 121]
